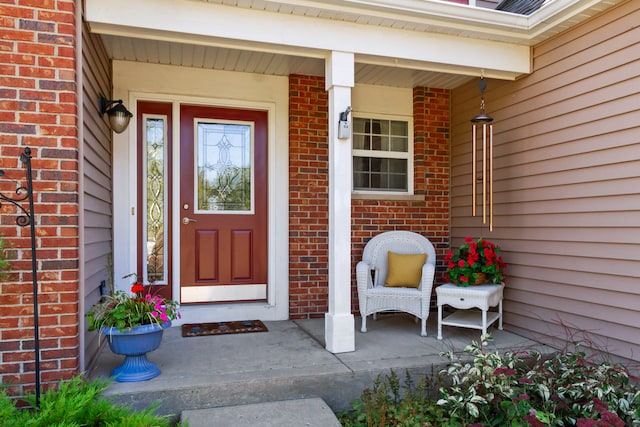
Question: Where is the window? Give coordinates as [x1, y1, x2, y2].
[195, 120, 254, 214]
[143, 114, 168, 285]
[352, 116, 413, 194]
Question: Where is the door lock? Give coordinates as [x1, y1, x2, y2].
[182, 217, 198, 225]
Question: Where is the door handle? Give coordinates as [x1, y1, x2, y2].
[182, 217, 198, 225]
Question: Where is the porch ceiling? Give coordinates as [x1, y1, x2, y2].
[100, 35, 475, 89]
[86, 0, 626, 89]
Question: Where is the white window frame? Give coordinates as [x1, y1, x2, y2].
[351, 113, 414, 196]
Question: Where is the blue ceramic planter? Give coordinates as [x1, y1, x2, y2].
[101, 321, 171, 382]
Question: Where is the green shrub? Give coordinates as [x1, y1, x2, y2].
[0, 376, 186, 426]
[339, 339, 640, 426]
[0, 236, 12, 280]
[339, 370, 446, 426]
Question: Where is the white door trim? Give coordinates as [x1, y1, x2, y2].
[112, 64, 289, 324]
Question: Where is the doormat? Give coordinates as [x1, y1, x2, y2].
[181, 320, 268, 337]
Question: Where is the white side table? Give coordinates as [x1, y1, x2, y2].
[436, 283, 504, 340]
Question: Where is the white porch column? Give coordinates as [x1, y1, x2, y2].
[324, 51, 355, 353]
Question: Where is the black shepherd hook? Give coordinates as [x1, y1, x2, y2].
[0, 147, 40, 406]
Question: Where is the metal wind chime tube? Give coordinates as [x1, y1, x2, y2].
[470, 77, 494, 231]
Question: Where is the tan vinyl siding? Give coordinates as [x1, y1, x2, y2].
[450, 0, 640, 362]
[81, 18, 113, 370]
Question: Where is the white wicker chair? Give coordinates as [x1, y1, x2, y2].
[356, 231, 436, 336]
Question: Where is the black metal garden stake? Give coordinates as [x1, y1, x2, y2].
[0, 147, 40, 406]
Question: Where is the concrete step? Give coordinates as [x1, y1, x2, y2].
[181, 398, 341, 427]
[92, 318, 547, 422]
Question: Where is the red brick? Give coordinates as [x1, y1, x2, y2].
[41, 348, 76, 360]
[3, 350, 35, 362]
[37, 10, 75, 25]
[0, 29, 35, 42]
[19, 89, 56, 101]
[19, 67, 55, 79]
[1, 6, 35, 19]
[58, 46, 74, 58]
[0, 363, 20, 374]
[289, 78, 450, 318]
[40, 325, 77, 337]
[17, 42, 54, 55]
[0, 75, 35, 89]
[41, 369, 77, 383]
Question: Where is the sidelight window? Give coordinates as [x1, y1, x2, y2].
[143, 115, 168, 284]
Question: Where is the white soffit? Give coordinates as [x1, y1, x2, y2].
[85, 0, 625, 84]
[185, 0, 627, 45]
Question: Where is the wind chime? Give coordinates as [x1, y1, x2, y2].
[471, 76, 494, 231]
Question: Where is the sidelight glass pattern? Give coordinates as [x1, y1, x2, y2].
[144, 115, 167, 284]
[196, 121, 253, 213]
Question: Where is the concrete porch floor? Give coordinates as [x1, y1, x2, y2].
[89, 314, 550, 421]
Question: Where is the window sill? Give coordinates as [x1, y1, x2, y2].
[351, 193, 425, 201]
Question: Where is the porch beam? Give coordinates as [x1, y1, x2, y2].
[325, 51, 355, 354]
[85, 0, 531, 80]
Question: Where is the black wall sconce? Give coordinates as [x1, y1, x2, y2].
[99, 94, 133, 134]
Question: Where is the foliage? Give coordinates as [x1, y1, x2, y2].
[0, 235, 13, 280]
[339, 370, 446, 426]
[339, 338, 640, 426]
[445, 237, 506, 286]
[0, 376, 185, 426]
[87, 276, 180, 332]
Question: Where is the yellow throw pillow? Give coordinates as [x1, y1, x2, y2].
[384, 252, 428, 288]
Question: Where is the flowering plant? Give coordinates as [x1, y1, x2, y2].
[87, 276, 180, 332]
[444, 237, 506, 287]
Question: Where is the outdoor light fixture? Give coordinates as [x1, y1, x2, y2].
[470, 76, 494, 231]
[338, 106, 352, 139]
[99, 94, 132, 134]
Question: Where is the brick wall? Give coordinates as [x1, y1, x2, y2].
[0, 1, 79, 395]
[289, 75, 450, 318]
[289, 75, 330, 319]
[351, 87, 451, 307]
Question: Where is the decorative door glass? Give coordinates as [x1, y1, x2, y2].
[195, 121, 254, 213]
[144, 115, 168, 284]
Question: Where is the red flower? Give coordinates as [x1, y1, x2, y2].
[131, 284, 145, 294]
[593, 398, 608, 412]
[524, 413, 545, 427]
[445, 237, 506, 286]
[494, 367, 516, 376]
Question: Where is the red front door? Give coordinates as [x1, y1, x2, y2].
[179, 105, 268, 304]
